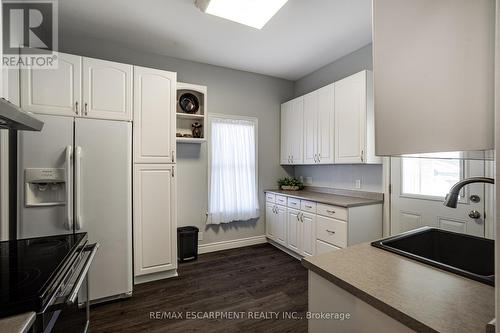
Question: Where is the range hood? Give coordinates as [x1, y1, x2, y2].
[0, 98, 43, 131]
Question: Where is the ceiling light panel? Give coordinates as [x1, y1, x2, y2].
[197, 0, 288, 29]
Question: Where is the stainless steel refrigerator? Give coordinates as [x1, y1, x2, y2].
[17, 114, 132, 302]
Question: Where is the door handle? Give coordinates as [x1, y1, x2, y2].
[64, 145, 73, 230]
[75, 101, 79, 115]
[66, 243, 99, 305]
[468, 210, 481, 219]
[75, 146, 82, 230]
[84, 102, 88, 116]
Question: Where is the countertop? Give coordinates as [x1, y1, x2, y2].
[302, 243, 495, 333]
[0, 312, 36, 333]
[264, 189, 383, 208]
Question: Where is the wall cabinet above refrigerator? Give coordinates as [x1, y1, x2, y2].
[20, 52, 133, 121]
[373, 0, 495, 156]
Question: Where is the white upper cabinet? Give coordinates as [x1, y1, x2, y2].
[82, 57, 133, 121]
[133, 66, 176, 164]
[373, 0, 494, 155]
[334, 71, 380, 164]
[21, 52, 81, 117]
[303, 84, 334, 165]
[280, 97, 304, 165]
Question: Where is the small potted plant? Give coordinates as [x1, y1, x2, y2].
[277, 177, 304, 191]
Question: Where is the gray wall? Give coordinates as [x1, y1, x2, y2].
[294, 44, 373, 96]
[60, 35, 294, 245]
[292, 44, 383, 193]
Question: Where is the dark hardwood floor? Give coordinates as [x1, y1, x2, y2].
[90, 243, 308, 333]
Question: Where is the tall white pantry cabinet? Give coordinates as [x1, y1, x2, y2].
[133, 66, 178, 283]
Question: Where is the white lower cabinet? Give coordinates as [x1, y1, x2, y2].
[133, 164, 177, 277]
[265, 191, 383, 257]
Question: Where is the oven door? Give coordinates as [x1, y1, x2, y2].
[41, 243, 99, 333]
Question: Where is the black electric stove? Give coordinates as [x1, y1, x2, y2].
[0, 233, 88, 318]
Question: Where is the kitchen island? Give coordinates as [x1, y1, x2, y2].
[302, 243, 494, 333]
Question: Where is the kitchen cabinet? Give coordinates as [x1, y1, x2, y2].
[303, 84, 335, 164]
[133, 164, 177, 277]
[82, 57, 133, 121]
[21, 52, 81, 117]
[334, 70, 380, 164]
[280, 97, 303, 165]
[265, 191, 382, 257]
[373, 0, 494, 155]
[133, 66, 176, 164]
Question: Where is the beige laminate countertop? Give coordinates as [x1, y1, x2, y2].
[302, 243, 494, 333]
[0, 312, 36, 333]
[264, 190, 383, 208]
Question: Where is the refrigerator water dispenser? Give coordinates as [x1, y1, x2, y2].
[25, 168, 66, 207]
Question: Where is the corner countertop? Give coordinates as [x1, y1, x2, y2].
[264, 189, 383, 208]
[0, 312, 36, 333]
[302, 243, 494, 333]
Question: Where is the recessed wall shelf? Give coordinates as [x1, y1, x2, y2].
[176, 82, 207, 144]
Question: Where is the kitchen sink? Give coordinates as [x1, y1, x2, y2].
[371, 227, 494, 286]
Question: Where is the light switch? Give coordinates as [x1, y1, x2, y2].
[355, 179, 361, 189]
[305, 177, 313, 185]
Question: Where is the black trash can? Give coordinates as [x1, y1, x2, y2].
[177, 226, 199, 262]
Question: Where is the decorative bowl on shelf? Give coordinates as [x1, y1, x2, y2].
[179, 93, 200, 114]
[277, 176, 304, 191]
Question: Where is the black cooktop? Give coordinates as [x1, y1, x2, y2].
[0, 233, 87, 317]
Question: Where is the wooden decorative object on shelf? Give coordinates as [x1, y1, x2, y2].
[176, 82, 207, 144]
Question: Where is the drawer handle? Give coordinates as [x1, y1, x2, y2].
[305, 205, 313, 209]
[326, 229, 336, 235]
[326, 210, 336, 214]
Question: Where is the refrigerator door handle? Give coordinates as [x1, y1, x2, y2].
[75, 146, 82, 230]
[64, 145, 73, 230]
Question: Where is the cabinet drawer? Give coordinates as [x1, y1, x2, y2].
[316, 239, 341, 255]
[317, 203, 348, 221]
[301, 200, 317, 213]
[287, 197, 301, 209]
[276, 195, 287, 206]
[316, 216, 347, 248]
[266, 193, 276, 203]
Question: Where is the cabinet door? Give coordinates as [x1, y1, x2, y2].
[280, 102, 290, 165]
[133, 66, 176, 164]
[317, 84, 335, 164]
[265, 202, 276, 240]
[275, 205, 287, 246]
[133, 164, 177, 276]
[290, 97, 304, 164]
[21, 52, 81, 117]
[287, 209, 301, 253]
[303, 91, 318, 164]
[334, 71, 366, 164]
[301, 212, 316, 257]
[82, 57, 132, 121]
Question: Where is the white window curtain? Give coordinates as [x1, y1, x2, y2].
[208, 116, 259, 224]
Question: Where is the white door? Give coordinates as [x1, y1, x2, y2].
[82, 57, 132, 121]
[317, 84, 335, 164]
[391, 156, 489, 238]
[21, 52, 81, 117]
[303, 91, 318, 165]
[287, 208, 301, 253]
[18, 115, 74, 238]
[133, 66, 176, 164]
[335, 71, 366, 164]
[301, 212, 316, 257]
[275, 205, 287, 246]
[265, 203, 276, 239]
[280, 103, 290, 165]
[75, 118, 132, 300]
[290, 97, 304, 164]
[134, 164, 177, 276]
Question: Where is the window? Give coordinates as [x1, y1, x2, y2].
[401, 157, 463, 198]
[208, 115, 259, 224]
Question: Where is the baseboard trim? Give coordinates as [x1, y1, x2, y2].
[134, 269, 178, 285]
[198, 235, 267, 254]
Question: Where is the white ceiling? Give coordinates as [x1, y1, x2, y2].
[59, 0, 372, 81]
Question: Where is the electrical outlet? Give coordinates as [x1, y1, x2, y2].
[298, 176, 304, 183]
[198, 231, 203, 241]
[355, 179, 361, 189]
[305, 177, 313, 185]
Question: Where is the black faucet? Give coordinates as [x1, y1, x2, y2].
[443, 177, 494, 208]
